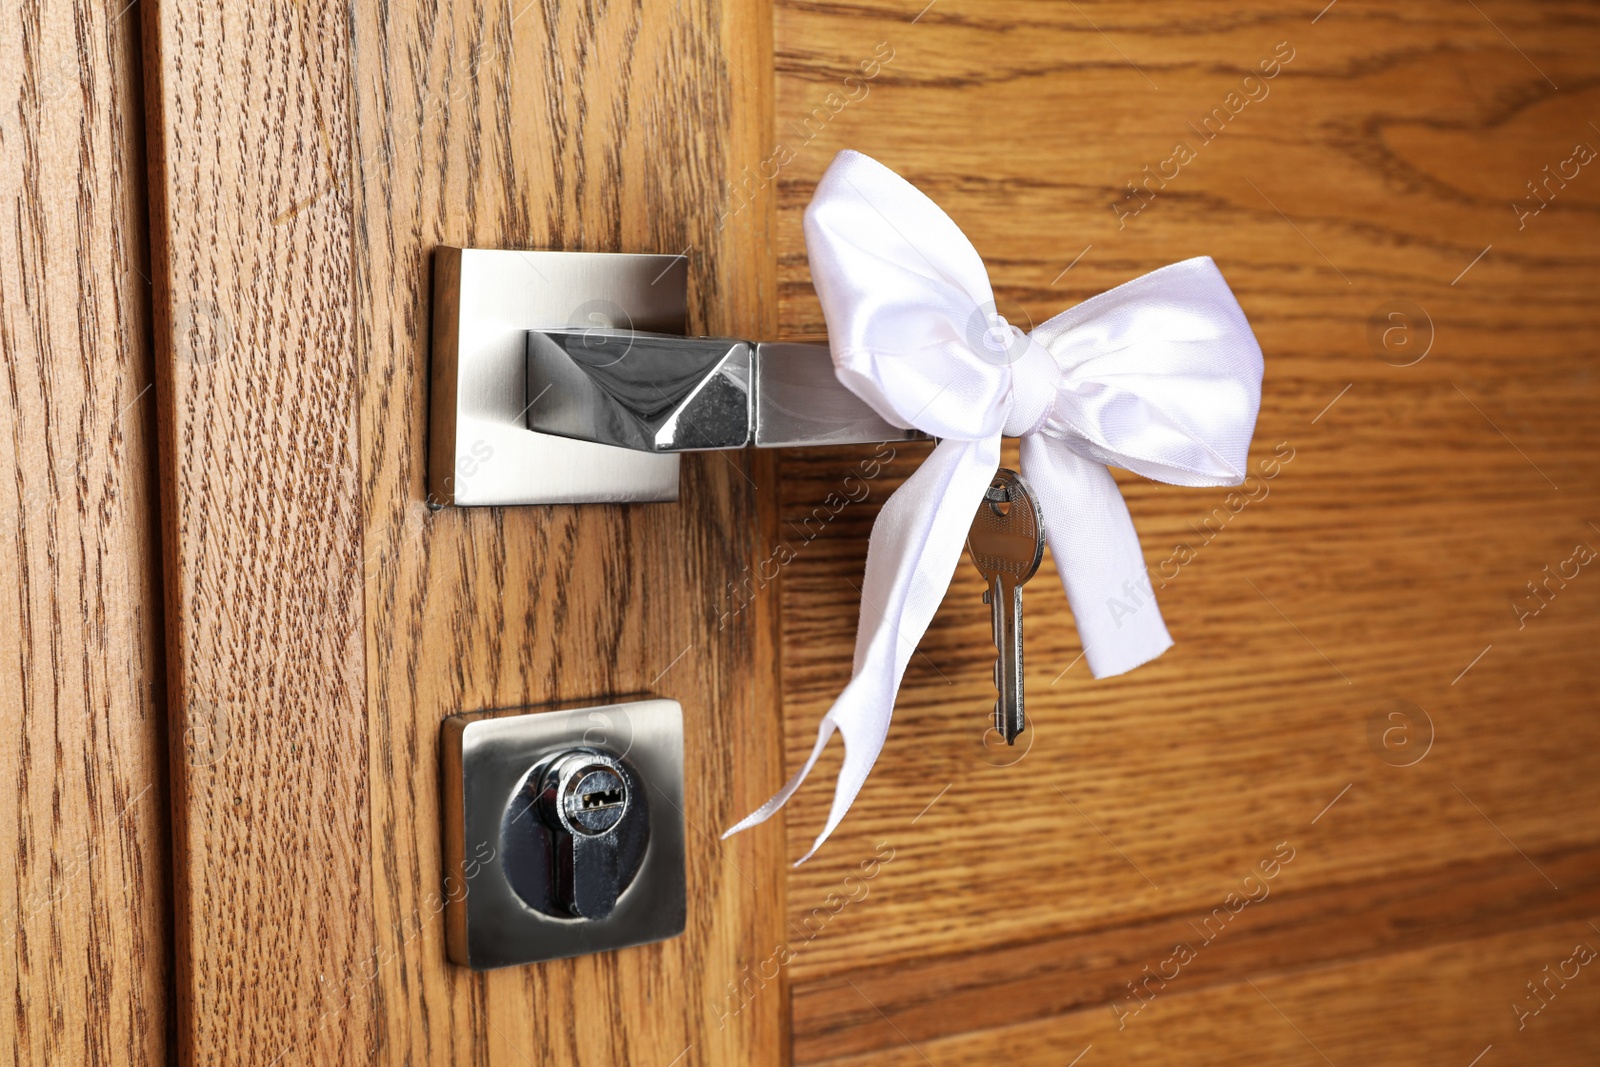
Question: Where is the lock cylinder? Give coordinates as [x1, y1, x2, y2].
[497, 747, 651, 922]
[540, 753, 630, 837]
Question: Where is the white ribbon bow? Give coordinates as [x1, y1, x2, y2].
[724, 150, 1264, 863]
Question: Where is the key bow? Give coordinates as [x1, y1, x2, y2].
[724, 150, 1265, 864]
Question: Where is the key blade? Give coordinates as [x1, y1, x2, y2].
[988, 573, 1008, 739]
[991, 573, 1025, 746]
[1007, 579, 1026, 745]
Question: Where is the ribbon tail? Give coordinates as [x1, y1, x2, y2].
[722, 435, 1001, 863]
[1021, 434, 1173, 678]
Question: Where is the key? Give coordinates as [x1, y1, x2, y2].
[967, 469, 1045, 745]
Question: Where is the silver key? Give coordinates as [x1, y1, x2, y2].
[967, 469, 1044, 745]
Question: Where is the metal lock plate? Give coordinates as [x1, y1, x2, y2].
[440, 700, 686, 970]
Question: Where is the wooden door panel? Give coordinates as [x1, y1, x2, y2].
[792, 843, 1600, 1061]
[349, 0, 784, 1058]
[804, 918, 1600, 1066]
[141, 0, 376, 1060]
[778, 447, 1600, 974]
[770, 0, 1600, 1056]
[143, 0, 787, 1062]
[1, 0, 168, 1063]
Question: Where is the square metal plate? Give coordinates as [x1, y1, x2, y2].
[428, 248, 688, 505]
[440, 700, 687, 970]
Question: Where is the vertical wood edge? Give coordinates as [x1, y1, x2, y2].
[133, 11, 192, 1055]
[137, 0, 377, 1060]
[730, 0, 789, 1059]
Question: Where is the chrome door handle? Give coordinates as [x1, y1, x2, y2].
[428, 247, 922, 507]
[525, 330, 921, 452]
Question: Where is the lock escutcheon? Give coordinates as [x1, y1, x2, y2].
[443, 700, 685, 970]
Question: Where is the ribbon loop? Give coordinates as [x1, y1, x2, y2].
[724, 150, 1264, 863]
[1000, 332, 1060, 438]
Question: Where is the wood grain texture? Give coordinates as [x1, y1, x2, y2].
[769, 0, 1600, 1060]
[141, 0, 375, 1062]
[0, 0, 169, 1063]
[794, 842, 1600, 1061]
[350, 0, 785, 1065]
[808, 917, 1600, 1067]
[142, 0, 785, 1059]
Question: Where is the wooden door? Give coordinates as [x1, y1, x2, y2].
[138, 0, 788, 1063]
[6, 0, 1598, 1064]
[771, 3, 1600, 1065]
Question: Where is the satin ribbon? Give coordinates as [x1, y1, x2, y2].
[724, 150, 1264, 863]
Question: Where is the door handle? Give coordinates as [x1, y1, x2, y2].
[525, 330, 923, 452]
[428, 247, 921, 506]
